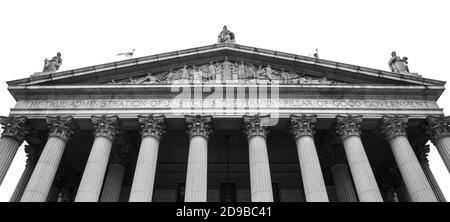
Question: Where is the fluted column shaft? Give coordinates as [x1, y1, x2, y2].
[0, 138, 21, 185]
[421, 163, 446, 202]
[244, 115, 273, 202]
[336, 115, 383, 202]
[21, 137, 66, 202]
[290, 115, 328, 202]
[331, 163, 358, 202]
[185, 136, 208, 202]
[426, 116, 450, 173]
[342, 136, 383, 202]
[10, 145, 41, 202]
[395, 182, 411, 202]
[75, 115, 119, 202]
[295, 137, 329, 201]
[433, 137, 450, 173]
[46, 186, 60, 202]
[100, 164, 125, 202]
[389, 137, 436, 201]
[184, 115, 212, 202]
[75, 137, 113, 202]
[21, 116, 73, 202]
[0, 116, 27, 185]
[413, 143, 446, 202]
[381, 115, 437, 202]
[129, 115, 165, 202]
[248, 136, 273, 202]
[9, 160, 36, 202]
[129, 136, 160, 201]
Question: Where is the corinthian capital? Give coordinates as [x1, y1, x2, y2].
[91, 115, 120, 140]
[379, 114, 409, 140]
[46, 116, 73, 142]
[335, 115, 363, 140]
[243, 115, 270, 140]
[290, 114, 317, 139]
[185, 115, 213, 140]
[24, 144, 42, 166]
[138, 115, 166, 140]
[426, 115, 450, 142]
[0, 116, 28, 142]
[414, 144, 430, 165]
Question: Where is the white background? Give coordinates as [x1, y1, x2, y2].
[0, 0, 449, 201]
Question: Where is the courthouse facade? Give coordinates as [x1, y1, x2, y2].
[1, 31, 450, 202]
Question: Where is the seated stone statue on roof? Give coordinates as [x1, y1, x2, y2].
[217, 25, 235, 44]
[388, 51, 409, 74]
[43, 52, 63, 73]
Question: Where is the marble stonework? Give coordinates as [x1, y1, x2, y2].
[1, 40, 448, 202]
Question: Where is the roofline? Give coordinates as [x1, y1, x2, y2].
[6, 43, 446, 86]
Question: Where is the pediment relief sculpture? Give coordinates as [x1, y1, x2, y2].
[106, 57, 339, 85]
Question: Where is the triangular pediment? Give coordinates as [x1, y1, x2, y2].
[7, 43, 445, 87]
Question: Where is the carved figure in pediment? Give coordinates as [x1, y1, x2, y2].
[237, 61, 247, 80]
[255, 65, 267, 80]
[204, 61, 216, 80]
[292, 71, 303, 83]
[180, 65, 190, 81]
[222, 57, 233, 81]
[136, 73, 159, 84]
[270, 71, 283, 82]
[197, 64, 210, 81]
[320, 77, 328, 84]
[310, 77, 322, 84]
[167, 68, 181, 82]
[280, 68, 291, 83]
[232, 62, 239, 80]
[246, 64, 256, 80]
[192, 65, 202, 83]
[127, 77, 137, 84]
[264, 65, 280, 81]
[215, 61, 223, 81]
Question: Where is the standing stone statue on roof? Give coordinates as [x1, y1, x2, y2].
[42, 52, 63, 73]
[388, 51, 409, 74]
[217, 25, 235, 44]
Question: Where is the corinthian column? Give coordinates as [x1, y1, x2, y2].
[0, 116, 28, 185]
[21, 116, 73, 202]
[426, 115, 450, 174]
[9, 144, 41, 202]
[414, 144, 447, 202]
[289, 114, 328, 202]
[75, 115, 120, 202]
[335, 115, 383, 202]
[184, 115, 212, 202]
[129, 115, 165, 202]
[243, 115, 273, 202]
[379, 115, 437, 202]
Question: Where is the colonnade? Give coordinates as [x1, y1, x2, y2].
[0, 114, 449, 202]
